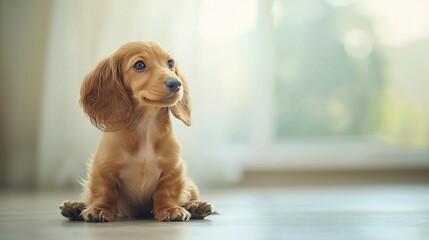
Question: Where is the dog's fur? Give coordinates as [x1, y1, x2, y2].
[59, 41, 213, 222]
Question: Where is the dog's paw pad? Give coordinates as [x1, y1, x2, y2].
[59, 200, 86, 221]
[183, 200, 214, 219]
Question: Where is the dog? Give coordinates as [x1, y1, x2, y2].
[59, 41, 213, 222]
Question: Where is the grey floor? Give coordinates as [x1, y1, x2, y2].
[1, 185, 429, 240]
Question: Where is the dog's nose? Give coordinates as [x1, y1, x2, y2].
[164, 78, 182, 93]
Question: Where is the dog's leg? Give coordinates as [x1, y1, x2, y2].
[152, 190, 191, 221]
[152, 169, 191, 221]
[80, 176, 119, 222]
[59, 200, 86, 221]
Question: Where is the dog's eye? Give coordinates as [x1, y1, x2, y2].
[167, 60, 174, 70]
[133, 61, 146, 71]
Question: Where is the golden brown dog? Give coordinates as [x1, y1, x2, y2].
[59, 41, 213, 222]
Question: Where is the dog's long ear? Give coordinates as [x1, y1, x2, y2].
[170, 65, 191, 126]
[80, 57, 133, 132]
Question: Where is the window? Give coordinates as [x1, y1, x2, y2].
[244, 0, 429, 170]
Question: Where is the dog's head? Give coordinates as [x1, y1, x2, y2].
[80, 41, 191, 131]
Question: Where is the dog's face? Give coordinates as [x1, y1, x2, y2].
[120, 42, 183, 108]
[80, 41, 191, 132]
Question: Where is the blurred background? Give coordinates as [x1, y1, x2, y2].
[1, 0, 429, 190]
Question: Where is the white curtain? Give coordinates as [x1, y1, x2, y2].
[37, 0, 265, 188]
[14, 0, 429, 189]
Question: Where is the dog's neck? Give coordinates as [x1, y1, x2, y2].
[111, 106, 173, 153]
[127, 106, 171, 135]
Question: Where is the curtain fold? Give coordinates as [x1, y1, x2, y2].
[36, 0, 252, 188]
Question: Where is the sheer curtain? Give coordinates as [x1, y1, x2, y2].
[35, 0, 429, 189]
[37, 0, 261, 188]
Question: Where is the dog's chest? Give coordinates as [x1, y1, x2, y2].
[120, 142, 160, 181]
[118, 119, 162, 205]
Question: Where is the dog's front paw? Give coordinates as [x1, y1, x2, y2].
[82, 207, 115, 222]
[154, 207, 191, 222]
[59, 200, 86, 221]
[183, 200, 214, 219]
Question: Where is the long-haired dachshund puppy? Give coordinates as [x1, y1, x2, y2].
[59, 41, 213, 222]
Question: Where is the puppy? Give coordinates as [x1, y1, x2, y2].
[59, 41, 213, 222]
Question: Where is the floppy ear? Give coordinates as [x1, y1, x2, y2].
[80, 57, 133, 132]
[170, 65, 191, 126]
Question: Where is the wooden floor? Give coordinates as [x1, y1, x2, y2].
[1, 185, 429, 240]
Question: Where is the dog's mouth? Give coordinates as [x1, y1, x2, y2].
[142, 93, 179, 106]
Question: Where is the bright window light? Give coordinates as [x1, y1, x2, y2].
[199, 0, 258, 42]
[358, 0, 429, 47]
[344, 28, 373, 59]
